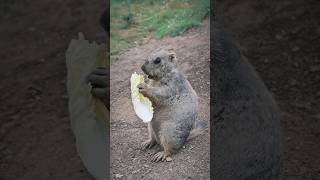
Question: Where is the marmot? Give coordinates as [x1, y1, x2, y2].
[137, 50, 203, 162]
[212, 27, 282, 179]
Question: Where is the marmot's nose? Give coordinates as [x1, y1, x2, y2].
[141, 60, 149, 73]
[141, 64, 146, 73]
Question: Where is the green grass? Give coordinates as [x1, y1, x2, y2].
[111, 0, 210, 63]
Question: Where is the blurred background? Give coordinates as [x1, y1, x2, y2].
[216, 0, 320, 179]
[0, 0, 105, 179]
[110, 0, 209, 62]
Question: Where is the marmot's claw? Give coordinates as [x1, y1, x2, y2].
[141, 140, 155, 150]
[138, 88, 145, 93]
[151, 151, 166, 162]
[137, 83, 147, 91]
[137, 84, 143, 90]
[138, 84, 149, 96]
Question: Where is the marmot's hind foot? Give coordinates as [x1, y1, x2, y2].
[151, 151, 167, 162]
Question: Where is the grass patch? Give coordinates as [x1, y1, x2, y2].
[111, 0, 209, 63]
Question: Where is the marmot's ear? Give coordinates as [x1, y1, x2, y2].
[169, 52, 177, 62]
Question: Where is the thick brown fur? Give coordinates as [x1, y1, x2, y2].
[212, 27, 282, 179]
[138, 50, 201, 162]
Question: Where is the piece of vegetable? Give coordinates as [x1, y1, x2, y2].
[130, 72, 154, 123]
[66, 32, 108, 180]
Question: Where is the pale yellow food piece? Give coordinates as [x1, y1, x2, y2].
[130, 72, 154, 123]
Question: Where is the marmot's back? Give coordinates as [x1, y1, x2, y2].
[212, 28, 282, 179]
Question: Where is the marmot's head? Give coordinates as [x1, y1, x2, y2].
[141, 50, 177, 80]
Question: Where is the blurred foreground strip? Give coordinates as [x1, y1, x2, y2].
[66, 33, 109, 180]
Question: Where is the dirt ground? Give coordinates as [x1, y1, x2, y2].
[110, 20, 210, 179]
[1, 0, 320, 180]
[217, 0, 320, 179]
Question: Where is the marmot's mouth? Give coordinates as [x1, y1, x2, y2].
[147, 74, 154, 79]
[141, 67, 156, 79]
[143, 71, 155, 79]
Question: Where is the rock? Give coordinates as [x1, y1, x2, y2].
[166, 157, 173, 162]
[132, 169, 140, 174]
[115, 174, 123, 179]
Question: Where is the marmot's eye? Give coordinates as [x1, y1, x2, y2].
[154, 57, 161, 64]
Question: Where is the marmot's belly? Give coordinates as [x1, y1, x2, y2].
[151, 102, 197, 147]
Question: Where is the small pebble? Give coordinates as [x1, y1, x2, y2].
[132, 169, 140, 174]
[166, 157, 173, 162]
[115, 174, 123, 179]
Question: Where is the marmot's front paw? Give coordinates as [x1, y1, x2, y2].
[87, 67, 109, 108]
[137, 83, 149, 96]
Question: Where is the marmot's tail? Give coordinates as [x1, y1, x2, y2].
[187, 120, 208, 141]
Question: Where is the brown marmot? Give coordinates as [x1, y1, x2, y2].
[137, 50, 203, 162]
[212, 27, 282, 179]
